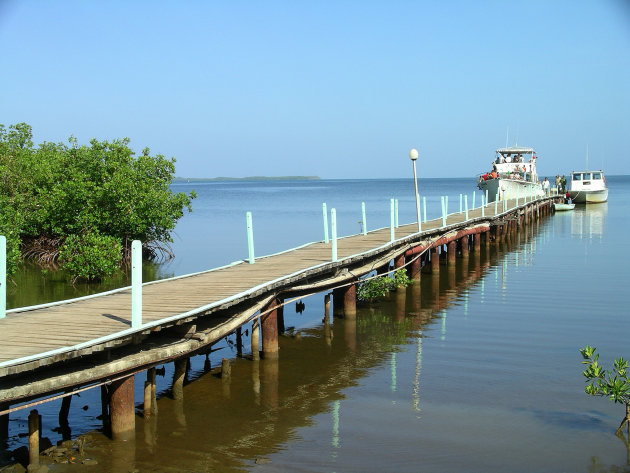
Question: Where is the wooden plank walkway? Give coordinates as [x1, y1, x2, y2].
[0, 197, 549, 377]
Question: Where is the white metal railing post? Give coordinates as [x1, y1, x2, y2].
[362, 202, 367, 236]
[481, 195, 485, 217]
[246, 211, 255, 264]
[441, 196, 446, 227]
[422, 197, 427, 223]
[472, 191, 476, 210]
[485, 190, 488, 205]
[459, 193, 463, 213]
[0, 236, 5, 319]
[390, 199, 395, 241]
[395, 199, 399, 227]
[465, 195, 469, 221]
[322, 203, 329, 243]
[131, 240, 142, 329]
[331, 208, 338, 261]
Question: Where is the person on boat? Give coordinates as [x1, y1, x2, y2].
[560, 175, 567, 192]
[491, 170, 497, 179]
[565, 191, 572, 204]
[542, 177, 550, 192]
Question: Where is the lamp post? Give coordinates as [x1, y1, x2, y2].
[409, 148, 421, 232]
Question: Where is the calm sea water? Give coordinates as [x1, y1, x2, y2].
[3, 176, 630, 472]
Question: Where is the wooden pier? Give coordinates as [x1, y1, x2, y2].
[0, 193, 560, 448]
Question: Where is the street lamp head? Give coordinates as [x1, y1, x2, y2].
[409, 148, 418, 161]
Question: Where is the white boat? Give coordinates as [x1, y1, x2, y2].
[477, 146, 544, 202]
[554, 202, 575, 211]
[567, 170, 608, 203]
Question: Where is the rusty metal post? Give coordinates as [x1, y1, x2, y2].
[447, 241, 456, 264]
[430, 247, 440, 273]
[473, 232, 481, 251]
[410, 254, 422, 280]
[394, 254, 405, 288]
[109, 375, 135, 441]
[236, 327, 243, 356]
[343, 283, 357, 320]
[261, 298, 279, 358]
[460, 236, 469, 256]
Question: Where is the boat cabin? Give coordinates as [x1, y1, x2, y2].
[479, 146, 539, 183]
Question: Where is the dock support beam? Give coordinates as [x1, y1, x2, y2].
[262, 298, 279, 358]
[473, 232, 481, 251]
[109, 375, 135, 441]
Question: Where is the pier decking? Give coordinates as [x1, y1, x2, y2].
[0, 195, 559, 409]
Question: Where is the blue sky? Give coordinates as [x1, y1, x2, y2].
[1, 0, 628, 178]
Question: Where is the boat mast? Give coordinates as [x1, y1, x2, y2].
[586, 144, 589, 170]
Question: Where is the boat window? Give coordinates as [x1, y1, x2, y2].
[592, 172, 602, 180]
[583, 173, 591, 180]
[573, 173, 582, 180]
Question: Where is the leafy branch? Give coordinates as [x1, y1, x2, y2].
[356, 269, 413, 303]
[580, 345, 630, 435]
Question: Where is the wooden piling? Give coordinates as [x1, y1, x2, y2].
[109, 375, 135, 441]
[28, 409, 39, 468]
[460, 236, 469, 256]
[143, 381, 151, 417]
[430, 247, 440, 273]
[0, 403, 8, 442]
[222, 358, 231, 398]
[473, 232, 481, 251]
[147, 367, 157, 415]
[261, 298, 279, 358]
[59, 392, 72, 440]
[343, 283, 357, 319]
[276, 298, 285, 334]
[172, 359, 186, 401]
[236, 327, 243, 356]
[251, 319, 260, 361]
[447, 241, 456, 264]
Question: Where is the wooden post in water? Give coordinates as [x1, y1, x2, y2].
[409, 251, 422, 280]
[59, 392, 72, 440]
[394, 254, 405, 287]
[0, 403, 8, 444]
[276, 298, 285, 334]
[447, 240, 456, 264]
[109, 375, 135, 440]
[236, 327, 243, 355]
[172, 359, 186, 401]
[222, 358, 231, 398]
[343, 282, 357, 320]
[28, 409, 39, 468]
[143, 381, 151, 417]
[261, 298, 279, 359]
[473, 232, 481, 251]
[430, 246, 440, 273]
[251, 319, 260, 361]
[460, 235, 469, 257]
[147, 367, 157, 415]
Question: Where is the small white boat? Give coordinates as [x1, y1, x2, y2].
[477, 146, 543, 202]
[554, 202, 575, 211]
[567, 170, 608, 203]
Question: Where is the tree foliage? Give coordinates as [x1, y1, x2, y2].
[0, 122, 196, 280]
[356, 269, 414, 303]
[580, 345, 630, 435]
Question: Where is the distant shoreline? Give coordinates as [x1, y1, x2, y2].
[173, 176, 320, 182]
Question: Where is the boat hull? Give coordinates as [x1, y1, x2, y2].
[554, 203, 575, 211]
[567, 188, 608, 203]
[478, 178, 543, 202]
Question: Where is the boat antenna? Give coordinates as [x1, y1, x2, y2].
[586, 144, 589, 170]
